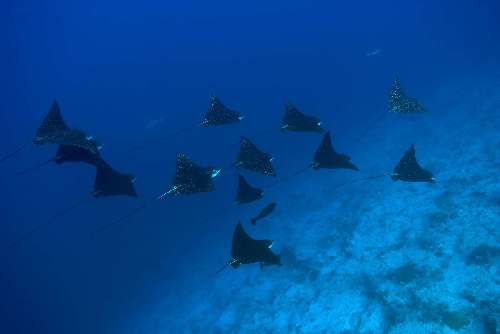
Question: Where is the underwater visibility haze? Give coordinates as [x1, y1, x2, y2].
[2, 0, 500, 333]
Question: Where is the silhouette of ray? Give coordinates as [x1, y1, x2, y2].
[93, 163, 138, 198]
[231, 221, 281, 268]
[235, 174, 263, 204]
[169, 153, 220, 195]
[389, 76, 425, 113]
[3, 101, 102, 165]
[391, 144, 435, 183]
[31, 100, 101, 154]
[353, 76, 426, 145]
[312, 131, 359, 171]
[281, 103, 323, 133]
[216, 222, 281, 275]
[235, 137, 276, 177]
[201, 95, 243, 127]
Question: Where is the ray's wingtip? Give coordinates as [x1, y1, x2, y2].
[211, 169, 221, 178]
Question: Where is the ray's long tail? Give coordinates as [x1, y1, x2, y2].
[90, 189, 175, 236]
[126, 123, 199, 153]
[15, 158, 54, 177]
[0, 142, 30, 163]
[7, 192, 94, 250]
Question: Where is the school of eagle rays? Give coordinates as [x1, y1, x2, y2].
[3, 76, 434, 274]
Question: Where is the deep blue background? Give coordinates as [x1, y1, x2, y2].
[1, 0, 499, 333]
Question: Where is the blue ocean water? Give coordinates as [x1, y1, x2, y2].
[1, 0, 499, 333]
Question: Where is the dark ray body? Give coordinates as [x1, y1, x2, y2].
[236, 174, 263, 204]
[251, 202, 277, 225]
[391, 145, 435, 183]
[388, 76, 425, 113]
[230, 222, 281, 268]
[312, 131, 359, 171]
[235, 137, 276, 177]
[169, 153, 220, 195]
[281, 104, 323, 132]
[93, 162, 138, 197]
[33, 100, 101, 154]
[201, 96, 243, 127]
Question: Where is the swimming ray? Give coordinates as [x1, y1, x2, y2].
[3, 100, 68, 164]
[391, 144, 435, 183]
[93, 162, 138, 198]
[388, 76, 425, 113]
[235, 174, 264, 204]
[169, 153, 220, 195]
[312, 131, 359, 171]
[281, 103, 323, 133]
[92, 153, 221, 235]
[353, 76, 426, 145]
[230, 221, 281, 268]
[235, 137, 276, 177]
[216, 221, 281, 275]
[201, 95, 243, 127]
[2, 101, 101, 164]
[32, 100, 101, 154]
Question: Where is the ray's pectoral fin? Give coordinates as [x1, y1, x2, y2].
[33, 100, 70, 144]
